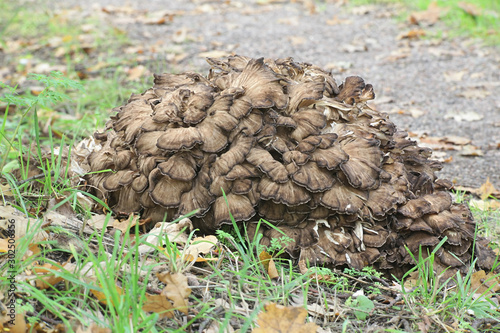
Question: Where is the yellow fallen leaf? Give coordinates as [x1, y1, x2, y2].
[1, 313, 26, 333]
[259, 251, 279, 279]
[0, 239, 11, 253]
[0, 183, 13, 196]
[33, 262, 74, 289]
[470, 270, 500, 294]
[90, 284, 124, 306]
[478, 178, 498, 200]
[252, 303, 318, 333]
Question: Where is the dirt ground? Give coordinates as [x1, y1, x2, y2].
[64, 0, 500, 189]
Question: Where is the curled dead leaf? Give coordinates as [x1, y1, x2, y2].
[259, 251, 279, 279]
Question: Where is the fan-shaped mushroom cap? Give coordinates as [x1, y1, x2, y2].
[213, 193, 255, 225]
[335, 76, 368, 105]
[113, 100, 154, 144]
[158, 154, 197, 181]
[398, 191, 452, 219]
[287, 80, 325, 114]
[320, 181, 367, 214]
[291, 162, 336, 192]
[290, 108, 326, 142]
[149, 170, 192, 208]
[213, 58, 288, 109]
[157, 127, 203, 152]
[339, 136, 383, 190]
[258, 177, 311, 206]
[246, 148, 288, 183]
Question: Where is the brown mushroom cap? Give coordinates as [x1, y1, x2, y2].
[86, 54, 495, 279]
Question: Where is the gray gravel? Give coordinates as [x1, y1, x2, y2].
[70, 0, 500, 189]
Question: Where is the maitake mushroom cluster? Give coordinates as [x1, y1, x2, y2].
[87, 55, 496, 277]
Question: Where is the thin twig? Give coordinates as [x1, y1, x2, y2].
[26, 311, 61, 325]
[332, 269, 396, 293]
[17, 171, 55, 186]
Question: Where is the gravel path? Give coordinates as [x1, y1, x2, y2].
[71, 0, 500, 189]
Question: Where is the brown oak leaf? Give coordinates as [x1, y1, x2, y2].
[252, 303, 318, 333]
[158, 272, 191, 314]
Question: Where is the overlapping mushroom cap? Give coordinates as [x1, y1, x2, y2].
[87, 55, 496, 277]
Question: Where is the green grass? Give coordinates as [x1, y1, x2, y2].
[350, 0, 500, 44]
[0, 0, 151, 146]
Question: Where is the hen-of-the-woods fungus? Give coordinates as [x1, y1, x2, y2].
[87, 55, 496, 278]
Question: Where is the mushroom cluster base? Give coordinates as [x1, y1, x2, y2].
[86, 55, 496, 278]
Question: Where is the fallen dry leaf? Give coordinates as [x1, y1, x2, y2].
[408, 1, 448, 26]
[459, 144, 484, 156]
[259, 251, 279, 279]
[139, 11, 175, 25]
[444, 111, 484, 122]
[326, 16, 351, 25]
[442, 135, 472, 146]
[101, 5, 138, 15]
[87, 214, 115, 230]
[127, 65, 147, 81]
[478, 178, 498, 200]
[385, 48, 411, 61]
[458, 2, 482, 17]
[397, 29, 426, 40]
[0, 183, 13, 196]
[1, 313, 27, 333]
[75, 323, 112, 333]
[443, 70, 467, 82]
[469, 199, 500, 211]
[138, 218, 193, 254]
[158, 272, 191, 314]
[306, 303, 340, 319]
[184, 235, 218, 262]
[455, 185, 500, 199]
[417, 315, 432, 333]
[0, 239, 10, 253]
[288, 36, 306, 46]
[459, 87, 491, 99]
[112, 213, 140, 233]
[470, 270, 500, 294]
[0, 204, 47, 242]
[142, 294, 175, 319]
[252, 303, 318, 333]
[342, 41, 367, 53]
[90, 284, 124, 306]
[32, 262, 76, 289]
